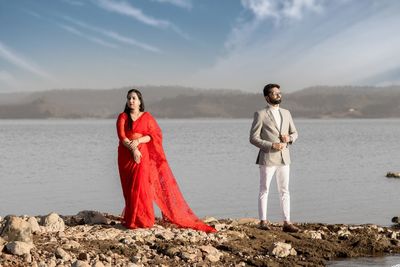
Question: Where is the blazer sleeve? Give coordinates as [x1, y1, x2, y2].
[249, 111, 272, 152]
[288, 111, 298, 144]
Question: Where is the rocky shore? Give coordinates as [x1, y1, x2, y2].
[1, 211, 400, 267]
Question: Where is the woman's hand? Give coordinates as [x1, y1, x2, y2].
[130, 139, 140, 149]
[124, 139, 139, 151]
[133, 148, 142, 164]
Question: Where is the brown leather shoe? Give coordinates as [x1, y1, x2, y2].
[283, 223, 299, 233]
[259, 221, 271, 230]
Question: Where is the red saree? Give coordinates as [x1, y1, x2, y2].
[117, 112, 216, 233]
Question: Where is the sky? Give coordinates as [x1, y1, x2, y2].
[1, 0, 400, 93]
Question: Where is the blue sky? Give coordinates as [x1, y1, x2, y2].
[1, 0, 400, 93]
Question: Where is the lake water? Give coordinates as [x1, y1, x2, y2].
[1, 118, 400, 266]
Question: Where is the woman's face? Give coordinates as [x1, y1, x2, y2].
[127, 92, 141, 111]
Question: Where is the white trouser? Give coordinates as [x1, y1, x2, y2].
[258, 164, 290, 222]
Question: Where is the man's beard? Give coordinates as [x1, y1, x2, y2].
[270, 98, 281, 105]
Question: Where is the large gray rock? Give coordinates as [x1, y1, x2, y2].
[1, 216, 32, 242]
[77, 210, 109, 225]
[5, 241, 34, 256]
[41, 213, 65, 232]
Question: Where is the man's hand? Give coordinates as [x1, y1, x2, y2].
[133, 148, 142, 164]
[272, 143, 285, 151]
[280, 134, 291, 143]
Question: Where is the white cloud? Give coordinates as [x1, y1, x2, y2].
[283, 0, 322, 19]
[241, 0, 276, 20]
[61, 16, 161, 53]
[185, 1, 400, 91]
[227, 0, 323, 50]
[241, 0, 322, 21]
[104, 31, 161, 53]
[0, 41, 54, 81]
[92, 0, 189, 39]
[94, 0, 170, 28]
[59, 24, 119, 48]
[151, 0, 192, 10]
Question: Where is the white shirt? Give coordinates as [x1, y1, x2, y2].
[269, 104, 281, 131]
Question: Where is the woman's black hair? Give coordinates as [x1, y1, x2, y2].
[123, 89, 145, 130]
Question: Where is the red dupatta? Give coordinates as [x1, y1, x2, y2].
[145, 113, 216, 233]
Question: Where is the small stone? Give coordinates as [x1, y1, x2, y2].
[77, 211, 109, 225]
[24, 252, 33, 263]
[72, 260, 91, 267]
[391, 231, 398, 239]
[304, 230, 322, 239]
[62, 240, 81, 250]
[92, 260, 106, 267]
[41, 213, 65, 232]
[131, 255, 141, 263]
[47, 258, 57, 267]
[202, 217, 219, 223]
[27, 217, 41, 234]
[236, 218, 259, 225]
[338, 228, 351, 239]
[270, 242, 296, 258]
[200, 245, 223, 262]
[213, 224, 226, 231]
[5, 241, 34, 256]
[78, 252, 89, 261]
[55, 247, 71, 261]
[155, 231, 175, 240]
[181, 251, 198, 261]
[386, 172, 400, 178]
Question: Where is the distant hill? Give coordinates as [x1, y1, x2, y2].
[0, 85, 399, 119]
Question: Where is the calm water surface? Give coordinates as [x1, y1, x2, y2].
[0, 118, 399, 225]
[1, 118, 400, 266]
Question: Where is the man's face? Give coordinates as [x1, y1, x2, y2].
[266, 87, 282, 105]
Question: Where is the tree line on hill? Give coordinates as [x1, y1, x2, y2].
[0, 85, 399, 119]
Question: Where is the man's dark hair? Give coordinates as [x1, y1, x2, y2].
[263, 83, 280, 96]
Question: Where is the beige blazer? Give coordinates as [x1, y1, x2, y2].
[249, 106, 298, 166]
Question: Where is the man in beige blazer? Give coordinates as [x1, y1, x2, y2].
[249, 83, 299, 233]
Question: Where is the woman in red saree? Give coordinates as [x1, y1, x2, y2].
[117, 89, 216, 233]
